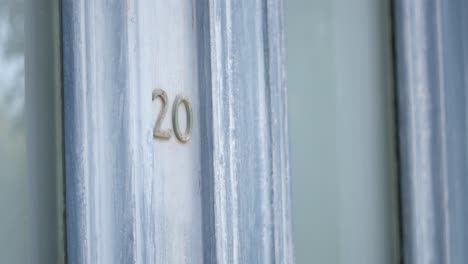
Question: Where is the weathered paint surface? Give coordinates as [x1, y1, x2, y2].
[208, 0, 293, 262]
[63, 0, 293, 263]
[394, 1, 468, 263]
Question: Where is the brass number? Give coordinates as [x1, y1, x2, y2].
[152, 89, 192, 143]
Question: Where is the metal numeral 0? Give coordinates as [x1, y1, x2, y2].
[172, 95, 193, 143]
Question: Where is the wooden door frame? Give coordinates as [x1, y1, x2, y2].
[62, 0, 294, 263]
[393, 1, 468, 263]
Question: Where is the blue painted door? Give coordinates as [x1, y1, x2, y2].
[62, 0, 293, 263]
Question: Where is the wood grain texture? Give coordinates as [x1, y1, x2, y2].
[208, 0, 293, 262]
[393, 1, 468, 263]
[63, 1, 137, 263]
[62, 0, 293, 263]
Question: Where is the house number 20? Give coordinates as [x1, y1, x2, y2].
[152, 88, 193, 143]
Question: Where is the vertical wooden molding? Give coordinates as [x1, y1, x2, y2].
[62, 0, 293, 263]
[394, 1, 468, 263]
[208, 0, 294, 262]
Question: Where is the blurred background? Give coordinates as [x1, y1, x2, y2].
[285, 0, 400, 263]
[0, 0, 63, 263]
[0, 0, 29, 262]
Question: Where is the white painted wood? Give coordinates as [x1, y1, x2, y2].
[207, 0, 293, 262]
[394, 1, 468, 263]
[63, 0, 293, 263]
[134, 0, 204, 262]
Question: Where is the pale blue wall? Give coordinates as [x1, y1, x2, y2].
[285, 1, 400, 263]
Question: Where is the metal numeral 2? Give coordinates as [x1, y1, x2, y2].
[152, 88, 193, 143]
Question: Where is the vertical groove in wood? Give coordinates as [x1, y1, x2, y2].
[208, 0, 294, 262]
[264, 0, 295, 262]
[63, 0, 136, 263]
